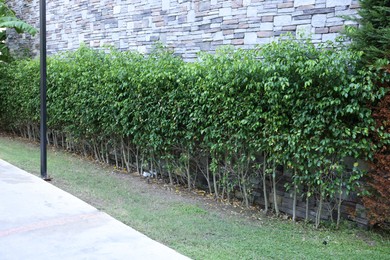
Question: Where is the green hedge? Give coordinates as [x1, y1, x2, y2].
[0, 38, 386, 227]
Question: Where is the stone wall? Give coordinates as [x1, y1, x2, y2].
[7, 0, 359, 60]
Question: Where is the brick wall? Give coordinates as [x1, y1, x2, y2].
[7, 0, 359, 60]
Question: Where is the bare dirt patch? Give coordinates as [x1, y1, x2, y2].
[106, 169, 268, 223]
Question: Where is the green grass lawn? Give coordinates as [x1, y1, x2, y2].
[0, 135, 389, 259]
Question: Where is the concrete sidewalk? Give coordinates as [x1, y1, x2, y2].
[0, 159, 190, 260]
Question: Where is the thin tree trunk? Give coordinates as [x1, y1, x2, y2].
[316, 190, 323, 229]
[272, 161, 279, 215]
[140, 156, 144, 175]
[52, 131, 55, 147]
[168, 169, 174, 185]
[27, 125, 31, 140]
[149, 157, 154, 182]
[305, 191, 310, 222]
[32, 125, 36, 141]
[242, 155, 250, 208]
[53, 131, 58, 148]
[336, 185, 343, 229]
[121, 139, 130, 172]
[105, 142, 109, 164]
[213, 168, 219, 199]
[292, 184, 297, 222]
[135, 147, 140, 174]
[242, 182, 249, 208]
[263, 153, 268, 213]
[100, 142, 105, 163]
[186, 151, 191, 191]
[114, 143, 119, 169]
[93, 143, 100, 161]
[82, 142, 87, 157]
[206, 157, 212, 194]
[127, 142, 132, 168]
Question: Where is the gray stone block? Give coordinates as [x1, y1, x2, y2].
[199, 1, 211, 12]
[244, 32, 257, 44]
[274, 15, 292, 26]
[294, 15, 312, 20]
[234, 32, 245, 39]
[303, 7, 335, 15]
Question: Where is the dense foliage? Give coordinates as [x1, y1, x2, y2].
[345, 0, 390, 64]
[0, 0, 37, 62]
[345, 0, 390, 229]
[0, 38, 385, 227]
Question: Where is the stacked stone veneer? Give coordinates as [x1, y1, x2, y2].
[7, 0, 359, 60]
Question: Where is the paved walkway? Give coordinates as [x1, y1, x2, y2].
[0, 159, 190, 260]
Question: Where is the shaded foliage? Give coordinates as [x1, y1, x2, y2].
[0, 0, 37, 62]
[344, 0, 390, 65]
[345, 0, 390, 229]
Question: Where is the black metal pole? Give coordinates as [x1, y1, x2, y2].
[40, 0, 47, 179]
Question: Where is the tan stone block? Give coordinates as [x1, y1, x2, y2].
[296, 4, 315, 10]
[224, 19, 239, 25]
[261, 15, 274, 22]
[329, 25, 344, 32]
[315, 27, 329, 33]
[257, 31, 274, 37]
[282, 25, 297, 31]
[232, 0, 244, 8]
[238, 23, 250, 29]
[232, 38, 245, 45]
[278, 2, 294, 8]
